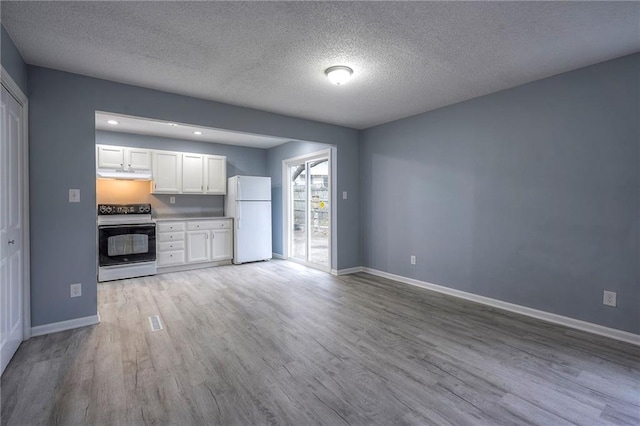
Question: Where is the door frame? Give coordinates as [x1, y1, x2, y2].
[282, 148, 333, 272]
[1, 65, 31, 340]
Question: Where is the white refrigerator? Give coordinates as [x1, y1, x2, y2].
[225, 176, 272, 264]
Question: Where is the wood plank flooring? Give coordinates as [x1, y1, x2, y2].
[1, 260, 639, 425]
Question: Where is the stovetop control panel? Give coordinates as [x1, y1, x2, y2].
[98, 204, 152, 215]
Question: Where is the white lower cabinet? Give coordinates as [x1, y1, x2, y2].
[211, 229, 232, 261]
[157, 221, 186, 267]
[186, 230, 210, 263]
[157, 218, 232, 271]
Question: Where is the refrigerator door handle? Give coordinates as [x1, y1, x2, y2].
[237, 202, 241, 229]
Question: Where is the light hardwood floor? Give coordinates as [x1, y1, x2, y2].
[1, 260, 639, 425]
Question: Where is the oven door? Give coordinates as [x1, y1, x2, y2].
[98, 223, 156, 267]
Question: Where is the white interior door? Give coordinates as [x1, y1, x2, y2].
[1, 84, 24, 375]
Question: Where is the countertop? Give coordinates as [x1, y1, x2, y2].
[154, 216, 232, 222]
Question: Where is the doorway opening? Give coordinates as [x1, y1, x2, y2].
[284, 150, 331, 271]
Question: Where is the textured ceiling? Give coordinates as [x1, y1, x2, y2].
[2, 1, 639, 129]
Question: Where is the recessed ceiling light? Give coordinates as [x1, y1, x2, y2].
[107, 119, 119, 125]
[167, 123, 178, 127]
[325, 66, 353, 85]
[193, 131, 202, 135]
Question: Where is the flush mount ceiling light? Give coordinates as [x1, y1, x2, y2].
[167, 123, 178, 127]
[107, 119, 119, 125]
[193, 131, 202, 135]
[325, 66, 353, 85]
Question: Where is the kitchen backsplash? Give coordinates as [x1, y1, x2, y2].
[96, 180, 224, 217]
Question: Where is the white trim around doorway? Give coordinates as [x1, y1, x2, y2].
[1, 65, 31, 340]
[282, 148, 334, 272]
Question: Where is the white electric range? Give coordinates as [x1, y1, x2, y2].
[97, 203, 157, 282]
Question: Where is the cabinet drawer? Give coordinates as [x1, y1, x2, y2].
[157, 231, 185, 242]
[158, 250, 185, 266]
[187, 220, 232, 231]
[157, 222, 186, 233]
[158, 241, 185, 252]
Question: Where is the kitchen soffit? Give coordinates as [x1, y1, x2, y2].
[95, 112, 292, 149]
[4, 2, 640, 129]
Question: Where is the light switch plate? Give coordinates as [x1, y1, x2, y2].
[70, 283, 82, 298]
[69, 189, 80, 203]
[343, 191, 347, 200]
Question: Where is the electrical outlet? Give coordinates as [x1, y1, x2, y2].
[342, 191, 348, 200]
[70, 283, 82, 298]
[169, 196, 175, 204]
[410, 255, 416, 265]
[603, 290, 616, 307]
[69, 189, 80, 203]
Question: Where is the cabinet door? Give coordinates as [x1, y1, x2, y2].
[186, 231, 210, 263]
[205, 155, 227, 194]
[153, 152, 181, 193]
[126, 148, 151, 171]
[211, 229, 232, 261]
[97, 145, 124, 169]
[182, 154, 204, 193]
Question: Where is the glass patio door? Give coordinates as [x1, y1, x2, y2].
[288, 153, 330, 269]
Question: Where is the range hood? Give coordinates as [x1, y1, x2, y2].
[96, 170, 153, 180]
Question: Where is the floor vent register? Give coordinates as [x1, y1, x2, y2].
[148, 315, 164, 332]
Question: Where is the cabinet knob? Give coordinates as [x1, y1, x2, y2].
[170, 254, 173, 257]
[170, 236, 173, 239]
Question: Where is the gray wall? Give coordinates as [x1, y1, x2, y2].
[96, 130, 267, 217]
[28, 65, 360, 327]
[1, 24, 27, 94]
[360, 53, 640, 334]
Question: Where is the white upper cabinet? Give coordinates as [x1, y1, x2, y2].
[126, 148, 152, 171]
[182, 153, 227, 195]
[182, 154, 205, 193]
[97, 145, 125, 169]
[96, 144, 225, 194]
[97, 145, 151, 172]
[205, 155, 227, 194]
[152, 151, 181, 193]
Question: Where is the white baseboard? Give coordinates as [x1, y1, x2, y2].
[333, 266, 364, 276]
[31, 314, 100, 338]
[272, 252, 285, 260]
[361, 267, 640, 346]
